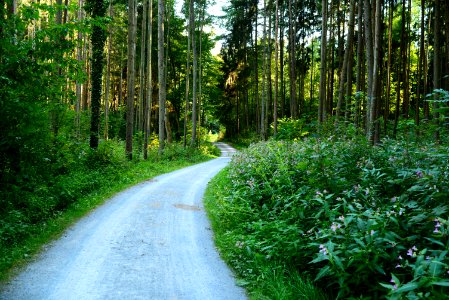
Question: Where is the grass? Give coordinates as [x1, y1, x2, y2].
[204, 168, 328, 300]
[0, 142, 217, 283]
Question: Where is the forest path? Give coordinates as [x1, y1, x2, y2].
[0, 143, 246, 300]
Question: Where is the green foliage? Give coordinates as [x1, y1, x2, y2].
[273, 118, 309, 141]
[206, 137, 449, 299]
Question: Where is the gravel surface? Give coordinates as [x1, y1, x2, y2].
[0, 144, 246, 300]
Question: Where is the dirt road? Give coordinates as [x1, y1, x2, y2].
[0, 144, 245, 300]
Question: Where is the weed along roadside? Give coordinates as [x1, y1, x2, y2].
[204, 138, 449, 299]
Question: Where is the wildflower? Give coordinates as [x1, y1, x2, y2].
[398, 255, 403, 260]
[316, 191, 323, 196]
[399, 208, 405, 216]
[390, 278, 398, 290]
[331, 223, 338, 232]
[235, 241, 244, 249]
[395, 264, 401, 268]
[416, 170, 423, 178]
[365, 188, 370, 195]
[426, 256, 431, 260]
[338, 215, 345, 222]
[319, 244, 328, 255]
[391, 197, 397, 202]
[370, 230, 375, 236]
[407, 246, 418, 257]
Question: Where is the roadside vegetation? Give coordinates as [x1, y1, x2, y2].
[205, 120, 449, 299]
[0, 139, 219, 281]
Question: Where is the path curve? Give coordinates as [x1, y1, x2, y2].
[0, 144, 245, 300]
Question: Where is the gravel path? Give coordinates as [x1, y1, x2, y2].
[0, 143, 246, 300]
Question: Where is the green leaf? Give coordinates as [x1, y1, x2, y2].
[431, 281, 449, 287]
[379, 282, 395, 290]
[424, 237, 445, 247]
[315, 265, 331, 281]
[332, 254, 345, 271]
[393, 282, 419, 293]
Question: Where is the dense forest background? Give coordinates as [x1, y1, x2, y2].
[2, 0, 449, 190]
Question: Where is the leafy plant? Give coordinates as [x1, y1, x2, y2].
[206, 137, 449, 299]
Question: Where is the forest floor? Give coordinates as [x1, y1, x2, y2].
[0, 143, 245, 300]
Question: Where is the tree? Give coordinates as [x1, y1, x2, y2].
[190, 0, 198, 147]
[126, 0, 137, 159]
[318, 0, 328, 123]
[158, 0, 166, 154]
[144, 0, 153, 160]
[86, 0, 107, 149]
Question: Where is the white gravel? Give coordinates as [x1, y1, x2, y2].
[0, 144, 246, 300]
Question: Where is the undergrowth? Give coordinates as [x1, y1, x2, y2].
[0, 139, 217, 281]
[205, 136, 449, 299]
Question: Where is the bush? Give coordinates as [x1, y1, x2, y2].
[212, 137, 449, 299]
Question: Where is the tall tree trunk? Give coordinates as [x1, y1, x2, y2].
[183, 0, 190, 148]
[164, 2, 170, 143]
[354, 0, 364, 127]
[88, 0, 107, 149]
[319, 0, 328, 123]
[158, 0, 166, 154]
[144, 0, 153, 159]
[126, 0, 137, 159]
[104, 1, 113, 140]
[385, 0, 393, 134]
[261, 0, 267, 139]
[197, 2, 205, 145]
[280, 18, 285, 118]
[288, 0, 297, 119]
[273, 0, 279, 135]
[138, 0, 148, 134]
[190, 0, 198, 147]
[371, 0, 382, 143]
[336, 0, 355, 123]
[267, 1, 272, 128]
[363, 0, 374, 137]
[75, 0, 84, 138]
[415, 0, 425, 128]
[433, 0, 441, 142]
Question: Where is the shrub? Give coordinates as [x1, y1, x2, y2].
[216, 137, 449, 299]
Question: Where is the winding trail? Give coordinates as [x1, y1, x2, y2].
[0, 143, 245, 300]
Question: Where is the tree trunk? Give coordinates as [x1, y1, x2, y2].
[261, 0, 267, 139]
[415, 0, 425, 128]
[190, 0, 198, 147]
[183, 0, 190, 148]
[319, 0, 328, 123]
[144, 0, 153, 160]
[104, 1, 113, 140]
[336, 0, 355, 123]
[75, 0, 83, 138]
[363, 0, 374, 137]
[273, 0, 279, 135]
[433, 0, 441, 142]
[354, 0, 364, 127]
[371, 0, 382, 144]
[288, 0, 297, 119]
[88, 0, 107, 149]
[385, 0, 393, 134]
[126, 0, 137, 159]
[158, 0, 166, 154]
[138, 0, 148, 134]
